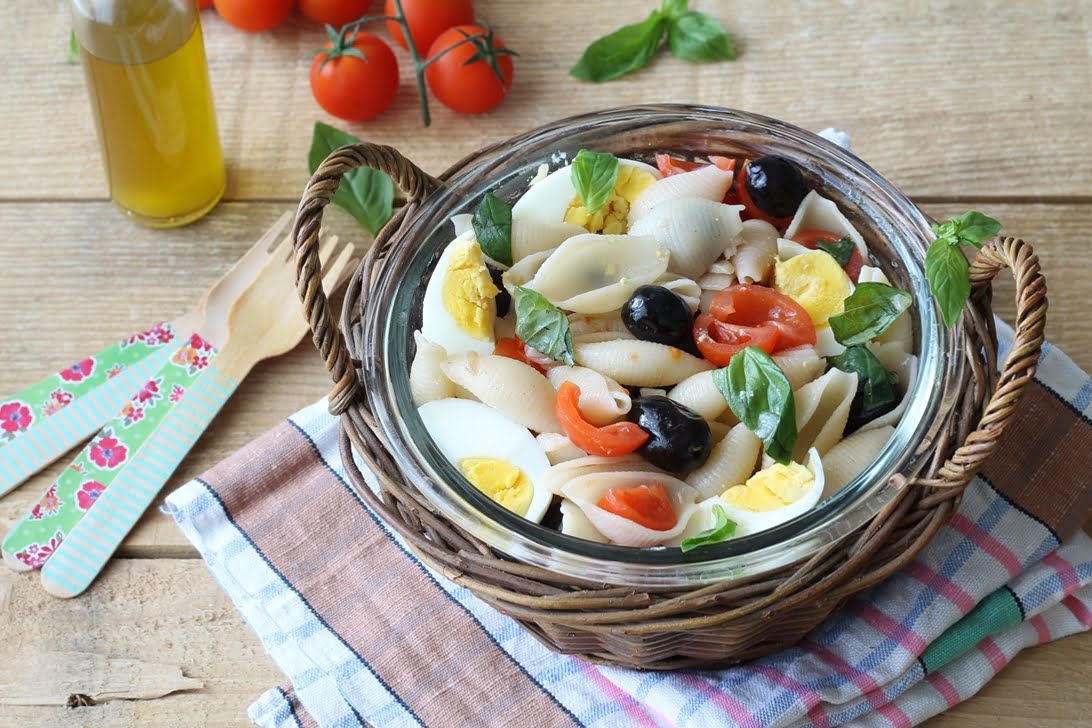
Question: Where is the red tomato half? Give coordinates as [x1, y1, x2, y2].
[298, 0, 372, 26]
[597, 483, 678, 531]
[556, 382, 648, 457]
[425, 25, 514, 115]
[695, 285, 817, 366]
[386, 0, 475, 52]
[310, 31, 399, 122]
[790, 228, 867, 282]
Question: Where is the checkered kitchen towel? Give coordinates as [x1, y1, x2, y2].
[166, 320, 1092, 728]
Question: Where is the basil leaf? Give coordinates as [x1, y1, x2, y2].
[925, 237, 971, 327]
[571, 149, 619, 214]
[570, 11, 667, 83]
[68, 30, 79, 64]
[713, 346, 797, 465]
[828, 346, 900, 413]
[667, 11, 736, 62]
[679, 504, 737, 552]
[828, 282, 912, 346]
[472, 193, 513, 267]
[949, 211, 1001, 249]
[815, 235, 855, 267]
[513, 287, 575, 366]
[308, 122, 394, 237]
[661, 0, 688, 21]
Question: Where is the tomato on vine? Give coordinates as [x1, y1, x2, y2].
[310, 26, 399, 122]
[425, 24, 515, 115]
[299, 0, 372, 26]
[212, 0, 292, 32]
[385, 0, 475, 54]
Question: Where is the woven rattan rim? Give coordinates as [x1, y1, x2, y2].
[291, 142, 1047, 669]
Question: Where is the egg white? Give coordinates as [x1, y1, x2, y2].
[419, 398, 553, 523]
[420, 231, 496, 357]
[511, 159, 661, 226]
[718, 448, 825, 537]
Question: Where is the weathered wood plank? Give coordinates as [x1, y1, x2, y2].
[1, 1, 1089, 200]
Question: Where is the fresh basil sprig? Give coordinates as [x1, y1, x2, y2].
[713, 346, 797, 465]
[679, 504, 737, 552]
[816, 236, 855, 267]
[308, 122, 394, 236]
[925, 211, 1001, 327]
[513, 287, 575, 366]
[570, 0, 735, 83]
[472, 193, 513, 267]
[828, 282, 912, 347]
[571, 149, 619, 214]
[828, 346, 900, 414]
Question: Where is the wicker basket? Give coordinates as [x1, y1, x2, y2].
[290, 138, 1047, 670]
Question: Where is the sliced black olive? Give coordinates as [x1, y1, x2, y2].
[622, 285, 693, 348]
[744, 155, 808, 218]
[488, 265, 511, 318]
[625, 396, 712, 474]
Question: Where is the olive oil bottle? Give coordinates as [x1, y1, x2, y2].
[72, 0, 225, 228]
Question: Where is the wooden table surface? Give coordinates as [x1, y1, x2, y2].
[2, 1, 1090, 726]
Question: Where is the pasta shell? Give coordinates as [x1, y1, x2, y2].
[734, 219, 779, 284]
[784, 190, 867, 257]
[512, 220, 587, 262]
[815, 324, 847, 358]
[686, 422, 762, 499]
[546, 365, 631, 426]
[573, 340, 713, 387]
[667, 370, 730, 421]
[668, 496, 733, 546]
[440, 352, 561, 434]
[450, 213, 473, 237]
[502, 248, 554, 295]
[821, 426, 894, 498]
[542, 454, 662, 496]
[629, 198, 743, 279]
[410, 331, 455, 406]
[527, 234, 669, 314]
[568, 312, 635, 344]
[655, 273, 702, 313]
[536, 432, 588, 465]
[561, 471, 700, 547]
[776, 238, 815, 260]
[772, 345, 825, 391]
[560, 499, 608, 543]
[793, 368, 858, 461]
[629, 164, 734, 223]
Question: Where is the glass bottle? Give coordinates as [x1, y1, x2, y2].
[71, 0, 226, 228]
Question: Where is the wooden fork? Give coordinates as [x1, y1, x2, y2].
[37, 231, 356, 598]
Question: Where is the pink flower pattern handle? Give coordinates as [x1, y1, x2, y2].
[0, 323, 177, 496]
[2, 333, 218, 571]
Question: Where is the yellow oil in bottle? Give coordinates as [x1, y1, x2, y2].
[74, 0, 225, 227]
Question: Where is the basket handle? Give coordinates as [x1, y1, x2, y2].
[929, 236, 1047, 487]
[293, 143, 441, 415]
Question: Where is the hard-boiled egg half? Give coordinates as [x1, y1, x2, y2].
[421, 231, 499, 356]
[419, 398, 553, 523]
[773, 248, 853, 328]
[511, 158, 660, 234]
[717, 448, 825, 536]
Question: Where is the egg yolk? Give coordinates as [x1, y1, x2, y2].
[458, 457, 533, 516]
[721, 461, 814, 512]
[442, 239, 500, 340]
[773, 252, 853, 328]
[563, 165, 657, 234]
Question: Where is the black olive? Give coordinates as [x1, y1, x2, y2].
[622, 285, 693, 348]
[539, 497, 564, 531]
[626, 396, 712, 474]
[744, 155, 808, 218]
[844, 392, 899, 434]
[488, 265, 510, 318]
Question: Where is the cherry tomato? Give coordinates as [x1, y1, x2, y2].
[596, 483, 678, 531]
[198, 0, 214, 10]
[385, 0, 475, 52]
[493, 337, 545, 374]
[298, 0, 372, 26]
[425, 25, 514, 115]
[212, 0, 293, 32]
[310, 30, 399, 122]
[790, 228, 867, 282]
[556, 382, 649, 457]
[694, 285, 816, 366]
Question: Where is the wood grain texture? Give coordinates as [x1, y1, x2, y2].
[2, 2, 1090, 200]
[1, 0, 1091, 725]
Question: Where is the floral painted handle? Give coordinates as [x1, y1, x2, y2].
[2, 332, 220, 572]
[0, 323, 178, 497]
[39, 361, 239, 598]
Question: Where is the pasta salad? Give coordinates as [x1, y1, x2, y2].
[409, 149, 916, 551]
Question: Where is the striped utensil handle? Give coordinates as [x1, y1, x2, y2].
[39, 365, 239, 597]
[0, 323, 178, 496]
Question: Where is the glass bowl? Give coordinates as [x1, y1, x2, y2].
[361, 105, 963, 588]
